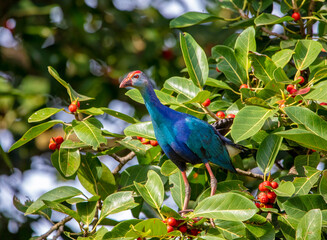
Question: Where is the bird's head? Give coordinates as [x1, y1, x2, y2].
[119, 70, 149, 89]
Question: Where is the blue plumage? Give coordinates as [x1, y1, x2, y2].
[120, 70, 236, 211]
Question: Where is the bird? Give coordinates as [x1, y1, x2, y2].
[120, 70, 239, 213]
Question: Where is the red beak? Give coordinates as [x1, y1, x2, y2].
[119, 77, 133, 88]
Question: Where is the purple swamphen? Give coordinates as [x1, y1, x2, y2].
[120, 70, 240, 212]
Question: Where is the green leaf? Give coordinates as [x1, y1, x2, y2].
[235, 26, 256, 73]
[284, 106, 327, 141]
[257, 134, 283, 175]
[79, 107, 104, 116]
[245, 214, 275, 240]
[254, 13, 293, 26]
[231, 106, 275, 142]
[278, 215, 297, 240]
[214, 220, 246, 239]
[272, 49, 293, 68]
[170, 12, 221, 28]
[60, 139, 89, 149]
[42, 200, 80, 221]
[205, 78, 234, 91]
[72, 118, 106, 150]
[25, 186, 83, 215]
[118, 137, 151, 155]
[76, 200, 97, 226]
[123, 121, 155, 140]
[9, 120, 63, 152]
[101, 107, 139, 124]
[58, 147, 81, 177]
[274, 181, 295, 197]
[77, 154, 116, 199]
[296, 209, 322, 240]
[273, 67, 291, 83]
[134, 170, 164, 210]
[28, 108, 63, 123]
[102, 219, 142, 239]
[169, 171, 185, 210]
[119, 165, 165, 191]
[125, 89, 144, 104]
[250, 54, 277, 84]
[293, 166, 321, 196]
[275, 129, 327, 151]
[160, 160, 179, 176]
[193, 192, 258, 221]
[180, 33, 208, 88]
[294, 152, 320, 176]
[184, 90, 211, 104]
[284, 194, 327, 219]
[319, 170, 327, 202]
[305, 81, 327, 102]
[164, 77, 199, 101]
[125, 219, 167, 238]
[48, 66, 93, 102]
[212, 45, 246, 85]
[125, 88, 179, 106]
[161, 205, 181, 219]
[99, 192, 138, 222]
[293, 40, 322, 71]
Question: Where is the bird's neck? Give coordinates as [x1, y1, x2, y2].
[139, 84, 165, 119]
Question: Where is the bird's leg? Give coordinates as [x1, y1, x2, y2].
[179, 171, 192, 215]
[205, 162, 217, 227]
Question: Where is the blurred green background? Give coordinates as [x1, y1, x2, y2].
[0, 0, 233, 238]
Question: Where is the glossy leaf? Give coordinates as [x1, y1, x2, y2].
[293, 166, 321, 196]
[169, 171, 185, 210]
[134, 170, 164, 210]
[245, 214, 275, 240]
[48, 66, 93, 101]
[58, 147, 81, 177]
[257, 134, 283, 175]
[254, 13, 293, 26]
[293, 40, 322, 70]
[77, 154, 116, 199]
[294, 152, 320, 176]
[99, 192, 138, 222]
[284, 106, 327, 141]
[125, 218, 167, 238]
[272, 49, 293, 68]
[296, 209, 322, 240]
[72, 118, 106, 150]
[274, 67, 291, 83]
[28, 108, 63, 123]
[283, 194, 327, 219]
[231, 106, 275, 142]
[101, 107, 139, 124]
[118, 137, 151, 155]
[214, 220, 246, 239]
[119, 165, 165, 191]
[76, 200, 97, 226]
[42, 200, 80, 221]
[278, 215, 297, 240]
[235, 26, 256, 73]
[79, 107, 104, 116]
[9, 120, 63, 152]
[193, 192, 258, 221]
[250, 54, 277, 84]
[123, 121, 155, 140]
[170, 11, 221, 28]
[160, 160, 179, 176]
[305, 81, 327, 102]
[212, 45, 246, 85]
[275, 129, 327, 151]
[319, 170, 327, 202]
[102, 219, 142, 239]
[205, 78, 233, 91]
[180, 32, 208, 88]
[274, 181, 295, 197]
[164, 77, 199, 100]
[59, 139, 88, 149]
[25, 186, 83, 215]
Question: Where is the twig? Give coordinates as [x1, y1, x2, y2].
[112, 151, 136, 174]
[52, 225, 64, 240]
[261, 27, 289, 40]
[235, 168, 264, 180]
[307, 0, 315, 36]
[36, 216, 72, 240]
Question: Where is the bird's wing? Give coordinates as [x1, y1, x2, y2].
[177, 116, 236, 172]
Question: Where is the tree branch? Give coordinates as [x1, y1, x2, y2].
[235, 168, 264, 180]
[36, 216, 72, 240]
[307, 0, 316, 37]
[112, 151, 136, 174]
[261, 27, 289, 40]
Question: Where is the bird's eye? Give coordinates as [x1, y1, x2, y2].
[134, 75, 139, 79]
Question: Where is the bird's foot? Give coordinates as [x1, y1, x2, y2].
[210, 218, 215, 227]
[178, 209, 194, 215]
